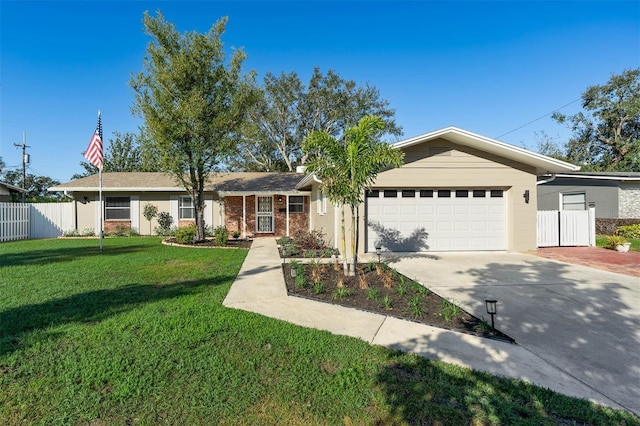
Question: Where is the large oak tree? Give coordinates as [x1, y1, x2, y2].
[131, 11, 257, 240]
[551, 68, 640, 171]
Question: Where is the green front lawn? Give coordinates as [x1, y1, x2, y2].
[596, 235, 640, 251]
[1, 238, 637, 425]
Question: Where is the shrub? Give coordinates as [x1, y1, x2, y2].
[175, 224, 197, 244]
[63, 229, 79, 237]
[294, 229, 326, 250]
[617, 224, 640, 239]
[156, 212, 173, 232]
[276, 236, 293, 246]
[81, 228, 95, 237]
[213, 226, 228, 246]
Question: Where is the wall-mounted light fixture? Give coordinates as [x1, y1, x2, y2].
[278, 195, 283, 203]
[83, 196, 89, 204]
[523, 190, 530, 204]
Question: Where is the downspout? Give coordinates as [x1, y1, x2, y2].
[536, 174, 556, 185]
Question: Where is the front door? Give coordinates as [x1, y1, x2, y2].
[256, 196, 274, 233]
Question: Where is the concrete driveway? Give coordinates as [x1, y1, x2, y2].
[384, 251, 640, 416]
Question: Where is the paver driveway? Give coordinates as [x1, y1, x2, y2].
[386, 251, 640, 416]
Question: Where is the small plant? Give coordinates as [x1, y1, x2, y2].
[303, 250, 318, 258]
[440, 300, 462, 322]
[232, 230, 241, 240]
[81, 228, 95, 237]
[412, 281, 428, 296]
[295, 274, 306, 289]
[383, 271, 394, 289]
[409, 295, 424, 318]
[276, 236, 293, 246]
[143, 203, 158, 234]
[476, 317, 492, 334]
[283, 243, 299, 257]
[366, 261, 377, 272]
[397, 284, 407, 296]
[367, 288, 380, 300]
[332, 287, 352, 299]
[358, 272, 369, 289]
[383, 295, 392, 310]
[294, 229, 326, 250]
[213, 226, 228, 246]
[313, 281, 326, 294]
[63, 229, 80, 237]
[156, 211, 173, 232]
[606, 235, 628, 249]
[175, 224, 197, 244]
[310, 261, 324, 283]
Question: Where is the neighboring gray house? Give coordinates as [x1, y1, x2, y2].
[0, 181, 28, 202]
[537, 172, 640, 219]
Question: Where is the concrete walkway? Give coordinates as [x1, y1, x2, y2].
[223, 238, 625, 412]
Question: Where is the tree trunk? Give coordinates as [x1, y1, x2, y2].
[349, 205, 356, 276]
[194, 189, 206, 242]
[340, 206, 348, 276]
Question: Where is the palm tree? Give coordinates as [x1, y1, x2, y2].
[303, 115, 404, 275]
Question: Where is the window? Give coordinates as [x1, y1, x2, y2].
[384, 190, 397, 198]
[490, 190, 504, 198]
[455, 190, 469, 198]
[316, 189, 327, 215]
[289, 195, 304, 213]
[105, 197, 130, 220]
[366, 190, 379, 197]
[179, 196, 195, 219]
[473, 190, 486, 198]
[402, 190, 415, 198]
[562, 193, 586, 211]
[438, 190, 451, 198]
[420, 190, 433, 198]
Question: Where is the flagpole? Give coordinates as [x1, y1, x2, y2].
[99, 167, 103, 252]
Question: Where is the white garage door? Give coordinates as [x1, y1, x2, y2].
[367, 189, 506, 252]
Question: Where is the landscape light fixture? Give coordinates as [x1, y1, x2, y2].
[375, 244, 382, 264]
[485, 299, 497, 332]
[290, 267, 297, 278]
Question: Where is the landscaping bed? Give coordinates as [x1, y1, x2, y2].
[163, 237, 253, 249]
[283, 260, 514, 343]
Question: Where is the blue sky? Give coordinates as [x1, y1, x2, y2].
[1, 1, 639, 183]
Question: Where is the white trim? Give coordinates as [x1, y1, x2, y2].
[550, 173, 640, 181]
[204, 197, 213, 228]
[169, 196, 179, 225]
[130, 196, 140, 231]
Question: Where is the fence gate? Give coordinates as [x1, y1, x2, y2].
[537, 208, 595, 247]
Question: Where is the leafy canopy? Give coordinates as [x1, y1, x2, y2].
[130, 11, 257, 240]
[551, 68, 640, 171]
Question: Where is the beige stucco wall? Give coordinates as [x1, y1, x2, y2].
[72, 191, 221, 235]
[307, 138, 540, 254]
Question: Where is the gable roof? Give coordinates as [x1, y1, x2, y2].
[394, 126, 579, 175]
[49, 172, 308, 194]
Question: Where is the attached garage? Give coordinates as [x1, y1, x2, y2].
[298, 126, 580, 254]
[367, 188, 506, 252]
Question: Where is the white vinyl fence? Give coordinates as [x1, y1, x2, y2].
[0, 202, 74, 242]
[537, 207, 595, 247]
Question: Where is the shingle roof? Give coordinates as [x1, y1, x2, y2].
[49, 172, 307, 193]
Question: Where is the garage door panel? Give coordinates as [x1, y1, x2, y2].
[367, 188, 506, 252]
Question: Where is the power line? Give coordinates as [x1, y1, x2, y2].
[495, 98, 581, 140]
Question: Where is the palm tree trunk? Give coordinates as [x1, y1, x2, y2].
[349, 205, 356, 276]
[341, 206, 348, 276]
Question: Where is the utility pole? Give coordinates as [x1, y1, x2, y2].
[14, 132, 31, 203]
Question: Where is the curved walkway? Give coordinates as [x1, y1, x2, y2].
[223, 238, 627, 413]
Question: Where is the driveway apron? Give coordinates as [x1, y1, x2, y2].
[386, 252, 640, 417]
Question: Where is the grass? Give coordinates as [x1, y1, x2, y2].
[1, 238, 638, 425]
[596, 234, 640, 251]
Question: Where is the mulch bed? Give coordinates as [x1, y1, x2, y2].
[163, 238, 253, 249]
[283, 261, 514, 343]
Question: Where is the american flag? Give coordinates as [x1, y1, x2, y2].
[84, 111, 103, 170]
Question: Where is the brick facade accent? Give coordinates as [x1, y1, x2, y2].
[224, 194, 308, 237]
[178, 219, 195, 228]
[104, 220, 131, 232]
